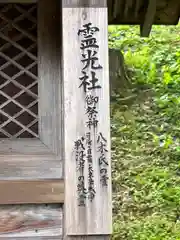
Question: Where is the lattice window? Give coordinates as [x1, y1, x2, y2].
[0, 3, 37, 138]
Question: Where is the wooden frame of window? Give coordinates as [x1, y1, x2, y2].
[0, 0, 64, 204]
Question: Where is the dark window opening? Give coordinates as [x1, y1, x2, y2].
[0, 3, 38, 138]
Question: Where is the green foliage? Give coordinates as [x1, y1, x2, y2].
[109, 23, 180, 239]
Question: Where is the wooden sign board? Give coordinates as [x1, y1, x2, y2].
[63, 1, 112, 236]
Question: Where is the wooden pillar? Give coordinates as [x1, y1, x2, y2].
[62, 0, 112, 239]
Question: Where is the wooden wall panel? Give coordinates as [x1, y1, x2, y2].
[3, 238, 62, 240]
[65, 237, 110, 240]
[0, 1, 37, 2]
[0, 180, 64, 204]
[0, 204, 62, 238]
[38, 0, 62, 155]
[0, 1, 63, 238]
[0, 155, 62, 180]
[2, 238, 62, 240]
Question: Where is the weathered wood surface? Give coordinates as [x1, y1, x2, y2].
[0, 0, 37, 2]
[63, 0, 112, 236]
[0, 0, 63, 207]
[140, 0, 157, 37]
[0, 180, 64, 204]
[2, 237, 62, 240]
[38, 0, 62, 155]
[0, 205, 62, 238]
[0, 1, 63, 180]
[0, 155, 62, 179]
[0, 139, 53, 155]
[2, 238, 62, 240]
[65, 236, 110, 240]
[63, 0, 106, 7]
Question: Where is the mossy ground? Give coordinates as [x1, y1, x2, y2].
[109, 23, 180, 240]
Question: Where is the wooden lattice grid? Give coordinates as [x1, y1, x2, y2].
[0, 3, 38, 138]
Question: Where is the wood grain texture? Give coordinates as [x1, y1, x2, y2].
[38, 0, 62, 155]
[0, 204, 62, 237]
[65, 236, 110, 240]
[62, 0, 107, 7]
[0, 139, 52, 155]
[0, 180, 64, 204]
[140, 0, 157, 37]
[2, 237, 62, 240]
[63, 3, 112, 236]
[0, 155, 62, 180]
[2, 238, 62, 240]
[0, 0, 37, 2]
[0, 0, 63, 181]
[0, 0, 38, 1]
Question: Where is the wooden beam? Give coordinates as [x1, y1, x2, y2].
[0, 0, 37, 2]
[62, 0, 112, 239]
[0, 155, 62, 179]
[0, 205, 62, 238]
[3, 238, 62, 240]
[38, 0, 62, 156]
[65, 237, 110, 240]
[140, 0, 157, 37]
[0, 180, 64, 204]
[63, 0, 106, 7]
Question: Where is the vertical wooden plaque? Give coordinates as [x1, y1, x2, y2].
[62, 0, 112, 236]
